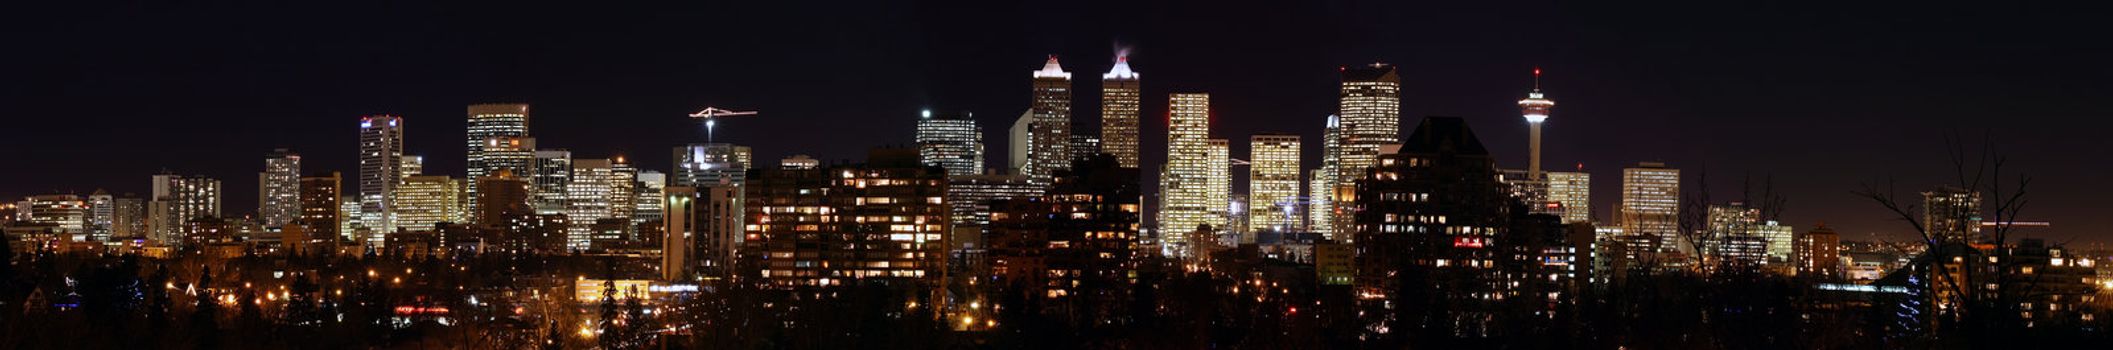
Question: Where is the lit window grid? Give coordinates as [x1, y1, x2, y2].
[1158, 93, 1212, 249]
[1547, 171, 1591, 224]
[394, 176, 462, 232]
[1206, 139, 1230, 231]
[260, 153, 302, 227]
[1100, 79, 1141, 168]
[357, 115, 404, 235]
[1249, 136, 1300, 232]
[1025, 77, 1073, 182]
[916, 118, 984, 176]
[1619, 167, 1679, 238]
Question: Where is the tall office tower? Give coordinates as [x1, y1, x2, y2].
[945, 173, 1042, 258]
[1793, 224, 1841, 278]
[466, 103, 531, 218]
[473, 136, 536, 222]
[661, 186, 696, 280]
[1312, 115, 1342, 237]
[610, 159, 638, 220]
[531, 150, 573, 215]
[986, 155, 1140, 321]
[358, 115, 405, 240]
[87, 190, 113, 241]
[338, 196, 361, 240]
[1620, 162, 1680, 253]
[395, 175, 462, 232]
[1547, 171, 1592, 224]
[915, 109, 984, 176]
[1205, 138, 1231, 235]
[673, 144, 752, 188]
[298, 173, 342, 243]
[1353, 116, 1518, 337]
[1758, 221, 1794, 263]
[1158, 93, 1213, 255]
[1070, 135, 1102, 162]
[1009, 110, 1033, 175]
[1333, 64, 1402, 243]
[1024, 56, 1074, 182]
[746, 148, 949, 287]
[635, 171, 668, 224]
[1706, 202, 1765, 267]
[1518, 69, 1555, 177]
[567, 158, 617, 250]
[112, 196, 145, 239]
[474, 169, 534, 227]
[1249, 134, 1302, 233]
[18, 194, 88, 238]
[696, 184, 743, 278]
[401, 155, 425, 176]
[780, 155, 819, 170]
[149, 174, 221, 244]
[1922, 186, 1983, 244]
[259, 148, 302, 228]
[1100, 53, 1141, 168]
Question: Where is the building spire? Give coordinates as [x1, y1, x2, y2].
[1532, 67, 1543, 92]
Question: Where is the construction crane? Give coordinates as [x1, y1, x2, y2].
[688, 107, 758, 143]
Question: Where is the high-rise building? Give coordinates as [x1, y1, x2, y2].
[635, 170, 668, 224]
[339, 195, 361, 241]
[1312, 115, 1341, 237]
[746, 148, 949, 286]
[1547, 171, 1592, 224]
[531, 150, 573, 215]
[1024, 56, 1073, 183]
[673, 144, 751, 188]
[112, 195, 145, 239]
[87, 190, 114, 241]
[945, 173, 1041, 263]
[1758, 221, 1794, 264]
[1206, 138, 1231, 238]
[1070, 135, 1102, 162]
[1353, 116, 1521, 338]
[395, 175, 462, 232]
[474, 169, 533, 228]
[696, 184, 743, 278]
[568, 158, 617, 250]
[610, 158, 638, 220]
[1518, 69, 1555, 177]
[1706, 202, 1765, 267]
[662, 186, 696, 280]
[1620, 162, 1680, 253]
[1333, 64, 1402, 243]
[473, 136, 536, 223]
[298, 173, 342, 243]
[915, 109, 984, 176]
[1249, 134, 1302, 233]
[1009, 110, 1033, 175]
[1923, 185, 1982, 244]
[1100, 53, 1141, 168]
[149, 174, 221, 245]
[466, 103, 531, 219]
[1793, 223, 1841, 278]
[358, 115, 405, 240]
[1159, 93, 1214, 255]
[986, 155, 1139, 321]
[259, 148, 302, 228]
[17, 194, 88, 239]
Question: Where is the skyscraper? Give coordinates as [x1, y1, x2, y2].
[1009, 110, 1033, 175]
[1024, 56, 1073, 182]
[395, 174, 462, 232]
[149, 174, 221, 245]
[474, 169, 533, 228]
[1353, 116, 1516, 337]
[635, 170, 668, 224]
[915, 109, 984, 176]
[672, 144, 751, 188]
[1312, 115, 1341, 238]
[358, 115, 405, 241]
[568, 158, 617, 250]
[87, 190, 114, 241]
[531, 150, 572, 215]
[1923, 186, 1983, 244]
[260, 148, 302, 228]
[1620, 162, 1680, 253]
[1206, 138, 1230, 238]
[299, 173, 341, 243]
[1794, 224, 1841, 278]
[1547, 170, 1592, 224]
[112, 195, 145, 239]
[466, 103, 531, 218]
[475, 136, 535, 223]
[1333, 64, 1402, 243]
[610, 158, 638, 220]
[1249, 134, 1301, 233]
[1100, 53, 1141, 168]
[746, 149, 949, 286]
[1159, 93, 1213, 255]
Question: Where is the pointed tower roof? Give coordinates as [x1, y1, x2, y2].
[1032, 55, 1072, 79]
[1103, 54, 1138, 80]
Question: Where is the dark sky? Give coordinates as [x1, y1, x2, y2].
[5, 0, 2110, 244]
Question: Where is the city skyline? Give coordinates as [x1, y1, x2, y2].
[4, 1, 2109, 246]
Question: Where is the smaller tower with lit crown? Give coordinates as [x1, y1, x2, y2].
[1518, 68, 1556, 177]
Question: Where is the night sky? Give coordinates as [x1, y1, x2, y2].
[4, 1, 2109, 244]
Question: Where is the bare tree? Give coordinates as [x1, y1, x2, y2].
[1851, 131, 2033, 342]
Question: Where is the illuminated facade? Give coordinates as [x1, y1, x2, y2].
[568, 158, 617, 250]
[745, 151, 949, 286]
[1922, 185, 1982, 244]
[1619, 162, 1679, 253]
[17, 194, 88, 238]
[1334, 64, 1401, 243]
[1517, 69, 1555, 177]
[915, 110, 984, 176]
[1158, 93, 1213, 254]
[473, 169, 533, 228]
[635, 170, 667, 224]
[986, 156, 1139, 319]
[1206, 138, 1230, 237]
[86, 191, 114, 241]
[1100, 54, 1141, 168]
[945, 174, 1041, 230]
[358, 114, 405, 240]
[259, 148, 301, 228]
[1547, 171, 1591, 224]
[395, 175, 462, 232]
[673, 143, 751, 188]
[1353, 116, 1513, 338]
[1249, 134, 1301, 233]
[1024, 56, 1073, 183]
[1706, 202, 1764, 267]
[298, 173, 341, 242]
[1793, 224, 1841, 278]
[475, 136, 535, 223]
[1070, 135, 1101, 162]
[112, 196, 145, 239]
[531, 150, 572, 215]
[149, 174, 221, 245]
[465, 103, 530, 219]
[1311, 115, 1340, 237]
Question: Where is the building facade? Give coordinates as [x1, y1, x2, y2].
[259, 148, 302, 228]
[358, 115, 405, 240]
[465, 103, 531, 219]
[1619, 162, 1680, 253]
[1159, 93, 1214, 255]
[1100, 54, 1141, 168]
[915, 110, 984, 176]
[1024, 56, 1073, 183]
[1249, 134, 1302, 233]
